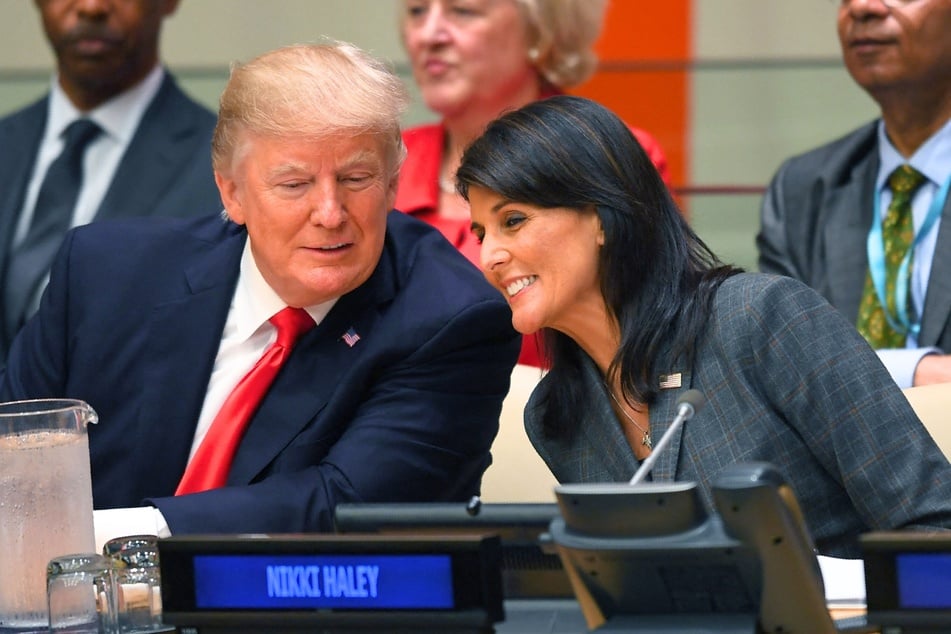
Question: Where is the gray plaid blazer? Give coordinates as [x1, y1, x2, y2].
[525, 273, 951, 557]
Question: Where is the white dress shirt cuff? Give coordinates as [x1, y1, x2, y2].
[878, 347, 942, 389]
[818, 555, 866, 605]
[93, 506, 172, 553]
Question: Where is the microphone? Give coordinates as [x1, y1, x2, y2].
[628, 389, 705, 485]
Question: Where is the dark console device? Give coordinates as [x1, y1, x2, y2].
[862, 531, 951, 633]
[334, 500, 571, 600]
[549, 462, 839, 633]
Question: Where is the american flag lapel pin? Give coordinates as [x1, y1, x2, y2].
[658, 373, 682, 389]
[342, 327, 361, 348]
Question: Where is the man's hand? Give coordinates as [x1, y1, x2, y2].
[913, 354, 951, 386]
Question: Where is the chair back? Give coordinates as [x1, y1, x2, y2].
[480, 364, 558, 502]
[902, 384, 951, 458]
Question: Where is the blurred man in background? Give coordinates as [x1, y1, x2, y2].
[0, 0, 220, 362]
[758, 0, 951, 388]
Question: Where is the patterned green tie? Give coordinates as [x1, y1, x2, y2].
[856, 164, 927, 348]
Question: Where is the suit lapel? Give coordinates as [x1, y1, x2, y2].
[0, 100, 46, 274]
[648, 368, 694, 483]
[96, 75, 201, 220]
[919, 191, 951, 346]
[577, 361, 639, 482]
[136, 228, 245, 495]
[227, 237, 400, 485]
[568, 358, 690, 483]
[822, 154, 878, 323]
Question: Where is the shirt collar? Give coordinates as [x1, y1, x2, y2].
[233, 238, 338, 342]
[877, 117, 951, 191]
[46, 64, 165, 146]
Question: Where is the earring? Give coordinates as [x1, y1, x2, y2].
[528, 48, 540, 63]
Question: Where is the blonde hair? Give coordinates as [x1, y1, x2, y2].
[517, 0, 609, 88]
[212, 41, 409, 175]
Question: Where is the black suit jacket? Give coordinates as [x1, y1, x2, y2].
[0, 211, 521, 535]
[0, 71, 222, 359]
[758, 120, 951, 352]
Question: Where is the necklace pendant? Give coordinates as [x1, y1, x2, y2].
[642, 433, 652, 450]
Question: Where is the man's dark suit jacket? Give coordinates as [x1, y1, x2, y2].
[757, 120, 951, 352]
[0, 211, 521, 534]
[0, 71, 222, 360]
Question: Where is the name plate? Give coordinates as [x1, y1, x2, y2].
[159, 533, 503, 632]
[863, 531, 951, 631]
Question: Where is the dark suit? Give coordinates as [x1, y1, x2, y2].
[757, 120, 951, 352]
[0, 71, 222, 360]
[0, 211, 521, 534]
[525, 273, 951, 557]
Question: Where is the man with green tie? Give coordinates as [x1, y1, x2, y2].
[757, 0, 951, 388]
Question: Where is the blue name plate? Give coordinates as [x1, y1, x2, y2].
[193, 553, 454, 609]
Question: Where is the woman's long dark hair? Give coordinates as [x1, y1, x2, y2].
[456, 95, 740, 437]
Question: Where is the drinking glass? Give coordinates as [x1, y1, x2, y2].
[102, 536, 163, 633]
[46, 553, 118, 633]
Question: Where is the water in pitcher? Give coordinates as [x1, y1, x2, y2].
[0, 429, 96, 631]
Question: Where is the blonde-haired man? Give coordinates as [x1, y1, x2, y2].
[1, 43, 520, 544]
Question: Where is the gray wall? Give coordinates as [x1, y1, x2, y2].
[0, 1, 429, 124]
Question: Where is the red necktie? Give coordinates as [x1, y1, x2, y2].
[176, 307, 315, 494]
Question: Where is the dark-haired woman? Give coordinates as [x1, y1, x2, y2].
[458, 95, 951, 557]
[395, 0, 671, 368]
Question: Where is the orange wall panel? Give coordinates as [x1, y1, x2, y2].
[571, 0, 691, 191]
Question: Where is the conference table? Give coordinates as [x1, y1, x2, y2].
[492, 601, 873, 633]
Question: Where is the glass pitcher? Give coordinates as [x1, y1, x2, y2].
[0, 399, 98, 633]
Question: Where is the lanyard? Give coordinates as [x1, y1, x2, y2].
[867, 174, 951, 337]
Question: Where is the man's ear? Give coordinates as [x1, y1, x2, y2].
[215, 172, 244, 225]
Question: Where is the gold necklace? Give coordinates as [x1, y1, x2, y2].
[608, 389, 652, 449]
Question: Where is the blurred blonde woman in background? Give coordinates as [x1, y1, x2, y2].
[396, 0, 670, 367]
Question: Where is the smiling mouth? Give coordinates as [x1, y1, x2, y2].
[308, 242, 352, 254]
[506, 276, 537, 297]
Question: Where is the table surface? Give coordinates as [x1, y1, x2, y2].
[492, 600, 874, 634]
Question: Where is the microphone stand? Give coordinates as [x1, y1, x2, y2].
[629, 389, 704, 485]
